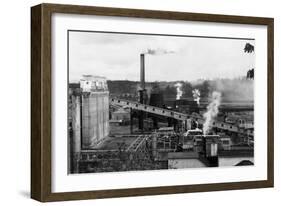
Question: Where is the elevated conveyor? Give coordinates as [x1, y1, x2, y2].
[110, 98, 253, 137]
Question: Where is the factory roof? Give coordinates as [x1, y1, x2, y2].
[158, 127, 174, 132]
[112, 108, 130, 114]
[235, 160, 254, 166]
[226, 114, 254, 122]
[69, 83, 80, 88]
[168, 152, 199, 159]
[219, 149, 254, 157]
[81, 75, 107, 80]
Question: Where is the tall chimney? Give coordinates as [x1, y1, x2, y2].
[140, 53, 145, 90]
[139, 53, 146, 131]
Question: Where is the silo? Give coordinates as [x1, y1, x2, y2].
[80, 75, 109, 149]
[69, 94, 81, 173]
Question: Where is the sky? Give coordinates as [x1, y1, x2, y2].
[68, 31, 255, 83]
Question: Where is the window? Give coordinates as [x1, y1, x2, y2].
[81, 154, 87, 160]
[222, 140, 229, 145]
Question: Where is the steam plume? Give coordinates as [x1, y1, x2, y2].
[192, 89, 201, 105]
[211, 78, 253, 102]
[175, 83, 183, 100]
[203, 91, 221, 135]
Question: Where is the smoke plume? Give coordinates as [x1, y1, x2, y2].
[175, 83, 183, 100]
[192, 89, 201, 105]
[145, 48, 175, 55]
[203, 91, 221, 135]
[211, 78, 253, 102]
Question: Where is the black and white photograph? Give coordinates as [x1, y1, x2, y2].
[68, 30, 255, 174]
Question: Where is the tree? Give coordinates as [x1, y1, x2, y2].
[244, 43, 255, 79]
[164, 85, 177, 96]
[196, 80, 210, 98]
[247, 68, 254, 79]
[151, 82, 161, 93]
[244, 43, 254, 53]
[182, 82, 193, 98]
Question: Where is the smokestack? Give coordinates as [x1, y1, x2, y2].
[140, 53, 145, 90]
[139, 53, 146, 131]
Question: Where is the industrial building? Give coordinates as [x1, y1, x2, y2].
[68, 75, 110, 173]
[111, 108, 131, 123]
[80, 75, 109, 148]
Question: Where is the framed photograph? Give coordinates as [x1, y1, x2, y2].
[31, 3, 274, 202]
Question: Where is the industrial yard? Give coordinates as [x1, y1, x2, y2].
[68, 31, 255, 174]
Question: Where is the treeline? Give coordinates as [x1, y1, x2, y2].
[107, 78, 254, 101]
[107, 80, 139, 95]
